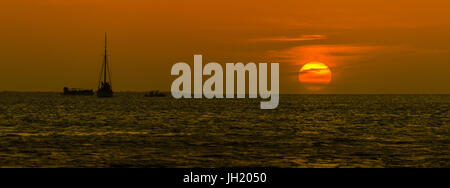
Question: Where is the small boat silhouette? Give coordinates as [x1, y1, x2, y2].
[145, 90, 167, 97]
[97, 33, 113, 98]
[62, 87, 94, 96]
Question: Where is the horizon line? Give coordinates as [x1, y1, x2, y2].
[0, 90, 449, 95]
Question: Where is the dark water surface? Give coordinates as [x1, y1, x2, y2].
[0, 93, 448, 167]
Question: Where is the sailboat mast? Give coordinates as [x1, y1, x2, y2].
[104, 33, 108, 83]
[97, 32, 114, 97]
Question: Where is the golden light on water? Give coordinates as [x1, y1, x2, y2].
[298, 62, 332, 91]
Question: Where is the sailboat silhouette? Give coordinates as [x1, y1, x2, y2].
[97, 33, 113, 98]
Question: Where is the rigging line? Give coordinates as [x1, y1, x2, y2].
[104, 33, 108, 84]
[108, 55, 112, 86]
[106, 33, 112, 86]
[98, 55, 104, 87]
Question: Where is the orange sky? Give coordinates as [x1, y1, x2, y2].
[1, 0, 449, 93]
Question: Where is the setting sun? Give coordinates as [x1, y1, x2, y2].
[298, 62, 332, 91]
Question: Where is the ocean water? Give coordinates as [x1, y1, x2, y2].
[0, 93, 448, 168]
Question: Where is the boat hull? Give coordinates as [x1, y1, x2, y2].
[97, 83, 113, 98]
